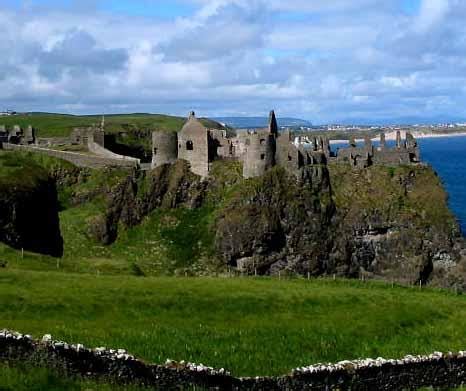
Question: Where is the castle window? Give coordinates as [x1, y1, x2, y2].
[260, 139, 266, 145]
[153, 148, 157, 156]
[288, 155, 292, 161]
[186, 140, 194, 151]
[260, 154, 265, 160]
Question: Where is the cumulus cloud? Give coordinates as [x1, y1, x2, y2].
[1, 0, 466, 123]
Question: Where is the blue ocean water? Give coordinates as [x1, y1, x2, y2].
[417, 136, 466, 234]
[333, 136, 466, 234]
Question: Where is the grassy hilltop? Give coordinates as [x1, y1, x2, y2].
[0, 112, 223, 138]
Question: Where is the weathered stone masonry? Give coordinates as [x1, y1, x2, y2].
[152, 110, 421, 181]
[152, 110, 333, 179]
[1, 330, 465, 390]
[2, 143, 139, 169]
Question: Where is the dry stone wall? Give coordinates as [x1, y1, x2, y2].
[1, 143, 139, 169]
[1, 330, 465, 390]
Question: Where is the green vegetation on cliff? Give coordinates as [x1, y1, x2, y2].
[0, 151, 463, 285]
[1, 270, 466, 377]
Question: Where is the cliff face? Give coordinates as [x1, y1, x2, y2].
[0, 155, 63, 257]
[3, 148, 462, 285]
[93, 160, 464, 285]
[328, 164, 463, 284]
[214, 163, 464, 284]
[215, 166, 334, 275]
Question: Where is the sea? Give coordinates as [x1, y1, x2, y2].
[332, 136, 466, 235]
[418, 136, 466, 234]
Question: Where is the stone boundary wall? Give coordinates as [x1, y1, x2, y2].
[1, 330, 465, 390]
[87, 140, 141, 164]
[1, 143, 139, 169]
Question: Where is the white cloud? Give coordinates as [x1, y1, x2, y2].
[1, 0, 466, 122]
[414, 0, 451, 33]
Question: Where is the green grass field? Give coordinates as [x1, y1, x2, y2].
[0, 113, 223, 138]
[1, 270, 465, 377]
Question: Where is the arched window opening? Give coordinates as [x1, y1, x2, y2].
[288, 155, 293, 161]
[260, 154, 265, 160]
[186, 140, 194, 151]
[153, 148, 158, 156]
[260, 139, 266, 145]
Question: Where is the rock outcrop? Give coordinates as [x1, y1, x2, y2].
[214, 163, 465, 286]
[2, 149, 463, 287]
[0, 158, 63, 257]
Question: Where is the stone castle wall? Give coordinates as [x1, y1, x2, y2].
[87, 139, 140, 163]
[243, 132, 275, 179]
[1, 330, 465, 390]
[2, 143, 139, 169]
[151, 131, 178, 169]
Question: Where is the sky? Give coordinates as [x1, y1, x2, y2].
[1, 0, 465, 123]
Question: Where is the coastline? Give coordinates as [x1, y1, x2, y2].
[330, 131, 466, 145]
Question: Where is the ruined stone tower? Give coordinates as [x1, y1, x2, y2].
[177, 111, 212, 177]
[243, 131, 275, 179]
[151, 131, 178, 169]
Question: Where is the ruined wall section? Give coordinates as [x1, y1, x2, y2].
[243, 131, 275, 179]
[275, 131, 304, 174]
[2, 144, 139, 169]
[151, 131, 178, 169]
[178, 113, 211, 177]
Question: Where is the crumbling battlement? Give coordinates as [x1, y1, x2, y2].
[0, 124, 36, 145]
[336, 130, 420, 168]
[151, 110, 330, 179]
[1, 330, 465, 390]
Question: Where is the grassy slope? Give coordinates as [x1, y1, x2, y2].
[1, 271, 466, 377]
[0, 155, 240, 276]
[0, 113, 223, 138]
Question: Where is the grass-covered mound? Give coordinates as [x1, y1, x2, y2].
[1, 270, 465, 377]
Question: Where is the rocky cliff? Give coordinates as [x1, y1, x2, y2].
[1, 150, 464, 286]
[87, 160, 465, 286]
[0, 153, 63, 257]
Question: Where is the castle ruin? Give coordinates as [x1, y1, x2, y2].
[152, 110, 332, 178]
[152, 111, 421, 179]
[336, 131, 420, 168]
[0, 125, 36, 145]
[0, 111, 421, 175]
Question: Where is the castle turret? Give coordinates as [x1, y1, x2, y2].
[152, 131, 178, 169]
[24, 125, 35, 145]
[243, 131, 275, 179]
